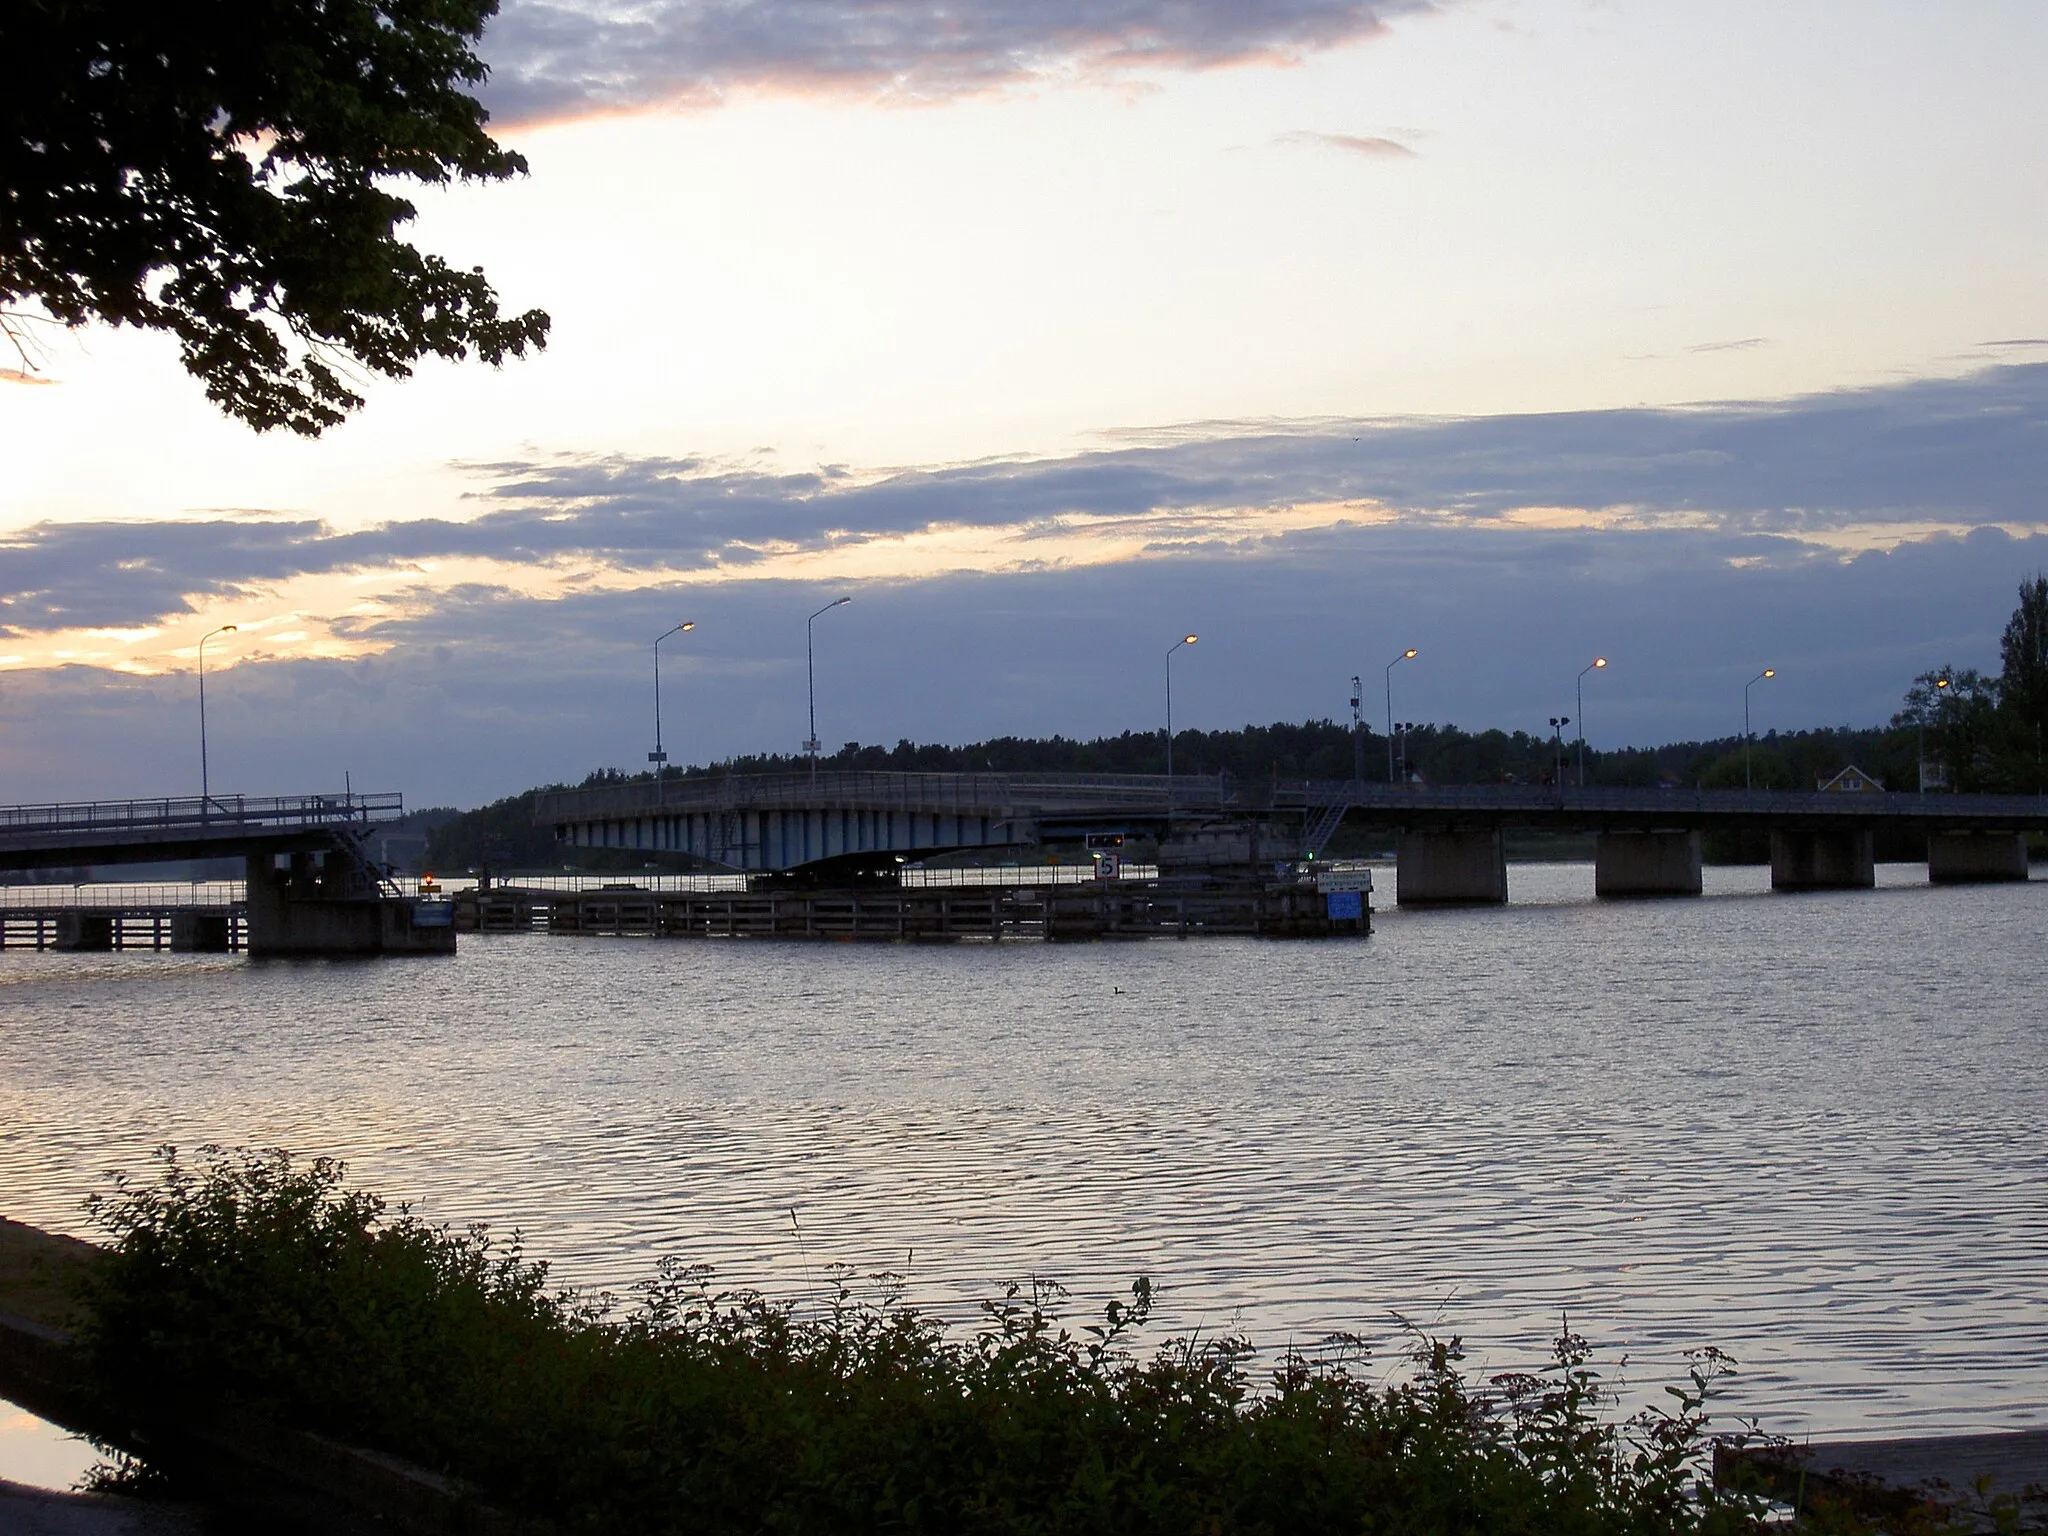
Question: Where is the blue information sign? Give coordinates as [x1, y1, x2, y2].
[1326, 890, 1363, 920]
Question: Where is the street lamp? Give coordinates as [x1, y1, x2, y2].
[805, 597, 852, 785]
[1349, 675, 1364, 784]
[1744, 668, 1777, 791]
[1548, 716, 1571, 787]
[650, 621, 695, 806]
[1165, 634, 1198, 777]
[198, 624, 238, 816]
[1576, 657, 1608, 788]
[1919, 674, 1951, 794]
[1385, 648, 1417, 783]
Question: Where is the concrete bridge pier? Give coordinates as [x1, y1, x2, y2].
[170, 910, 235, 952]
[1594, 830, 1703, 897]
[51, 912, 113, 950]
[1927, 830, 2030, 884]
[1770, 828, 1875, 891]
[1396, 829, 1507, 905]
[244, 850, 455, 957]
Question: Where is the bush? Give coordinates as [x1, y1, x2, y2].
[85, 1146, 1778, 1534]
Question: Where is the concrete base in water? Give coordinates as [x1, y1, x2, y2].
[50, 913, 113, 951]
[244, 853, 455, 957]
[1396, 829, 1507, 905]
[1770, 828, 1875, 891]
[1594, 830, 1703, 897]
[1926, 830, 2030, 884]
[169, 910, 234, 952]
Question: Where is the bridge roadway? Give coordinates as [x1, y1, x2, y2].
[537, 772, 2047, 901]
[0, 792, 452, 953]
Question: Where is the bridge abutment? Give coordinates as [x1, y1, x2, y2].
[1770, 829, 1875, 891]
[1594, 830, 1703, 897]
[1396, 829, 1507, 905]
[1926, 830, 2030, 884]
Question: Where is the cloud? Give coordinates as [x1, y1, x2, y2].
[6, 363, 2048, 646]
[1687, 337, 1769, 354]
[480, 0, 1445, 122]
[1278, 129, 1418, 158]
[5, 521, 2039, 808]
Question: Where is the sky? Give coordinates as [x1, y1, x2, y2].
[4, 0, 2048, 807]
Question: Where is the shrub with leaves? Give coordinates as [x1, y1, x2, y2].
[85, 1146, 1788, 1534]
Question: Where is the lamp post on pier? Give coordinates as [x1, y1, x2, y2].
[1744, 668, 1776, 791]
[1576, 657, 1607, 787]
[1385, 648, 1417, 783]
[650, 621, 695, 806]
[198, 624, 237, 818]
[1165, 634, 1198, 777]
[806, 597, 852, 785]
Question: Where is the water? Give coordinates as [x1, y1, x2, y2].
[1, 862, 2043, 1449]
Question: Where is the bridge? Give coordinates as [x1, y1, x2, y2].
[536, 772, 2047, 902]
[0, 793, 452, 954]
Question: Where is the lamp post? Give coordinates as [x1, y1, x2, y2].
[805, 597, 852, 785]
[650, 621, 695, 805]
[1744, 668, 1776, 791]
[1575, 656, 1607, 788]
[1349, 675, 1364, 784]
[1165, 634, 1198, 777]
[1548, 716, 1571, 788]
[198, 624, 237, 816]
[1919, 674, 1951, 793]
[1384, 648, 1417, 783]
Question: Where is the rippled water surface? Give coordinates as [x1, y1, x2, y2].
[3, 863, 2044, 1441]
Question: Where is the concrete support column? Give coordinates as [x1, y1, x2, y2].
[52, 912, 113, 951]
[1769, 828, 1875, 891]
[170, 910, 234, 952]
[1594, 830, 1703, 898]
[1927, 830, 2030, 884]
[1396, 829, 1507, 906]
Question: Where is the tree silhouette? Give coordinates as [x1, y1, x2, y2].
[2, 0, 547, 433]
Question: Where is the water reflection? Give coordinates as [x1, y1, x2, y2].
[1, 863, 2042, 1438]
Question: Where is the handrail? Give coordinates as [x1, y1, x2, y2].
[0, 791, 403, 839]
[534, 772, 2048, 827]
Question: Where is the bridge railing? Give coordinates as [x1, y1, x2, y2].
[535, 771, 1242, 823]
[0, 791, 404, 840]
[537, 771, 2048, 833]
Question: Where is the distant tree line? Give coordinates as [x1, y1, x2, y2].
[418, 578, 2048, 873]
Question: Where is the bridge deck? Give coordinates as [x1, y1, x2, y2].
[536, 772, 2048, 872]
[0, 792, 405, 871]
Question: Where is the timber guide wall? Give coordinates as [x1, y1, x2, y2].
[457, 879, 1369, 942]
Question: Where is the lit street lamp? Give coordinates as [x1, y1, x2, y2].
[806, 597, 852, 785]
[1385, 648, 1417, 783]
[1165, 634, 1198, 777]
[650, 621, 695, 806]
[198, 624, 237, 816]
[1919, 674, 1951, 793]
[1744, 668, 1777, 791]
[1576, 657, 1608, 787]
